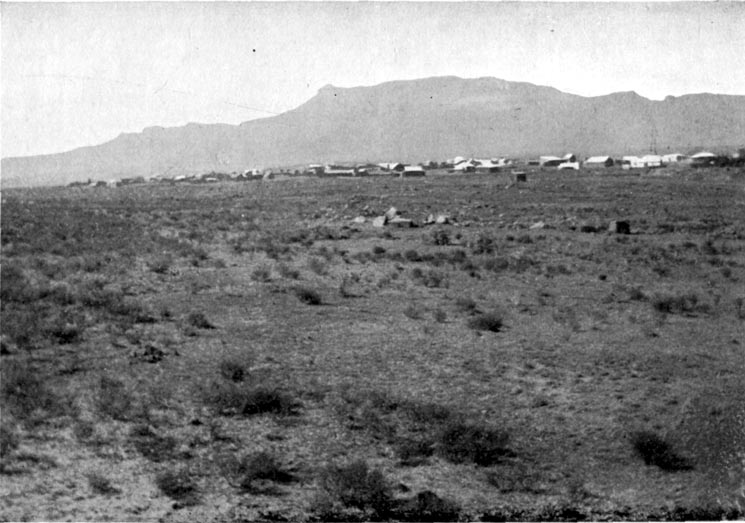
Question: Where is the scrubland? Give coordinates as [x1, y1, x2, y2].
[1, 168, 744, 521]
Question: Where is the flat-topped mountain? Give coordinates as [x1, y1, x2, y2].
[3, 76, 744, 187]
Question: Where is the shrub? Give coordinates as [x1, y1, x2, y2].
[0, 264, 37, 303]
[630, 431, 691, 471]
[428, 229, 450, 246]
[155, 467, 198, 503]
[96, 376, 133, 420]
[219, 358, 247, 382]
[277, 263, 300, 279]
[205, 382, 299, 417]
[371, 245, 386, 255]
[393, 490, 461, 522]
[651, 292, 703, 315]
[251, 264, 272, 282]
[129, 424, 178, 462]
[396, 438, 434, 466]
[437, 420, 510, 466]
[294, 286, 322, 305]
[455, 297, 479, 314]
[221, 451, 296, 493]
[186, 311, 215, 329]
[403, 304, 422, 320]
[1, 360, 61, 420]
[320, 460, 393, 516]
[471, 233, 496, 255]
[147, 255, 172, 274]
[87, 472, 120, 495]
[308, 256, 329, 275]
[0, 424, 20, 458]
[403, 249, 422, 262]
[468, 312, 504, 332]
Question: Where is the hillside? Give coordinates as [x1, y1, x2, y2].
[2, 76, 745, 187]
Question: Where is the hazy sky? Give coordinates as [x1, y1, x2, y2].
[2, 2, 744, 158]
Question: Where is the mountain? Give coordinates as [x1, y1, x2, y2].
[3, 76, 744, 187]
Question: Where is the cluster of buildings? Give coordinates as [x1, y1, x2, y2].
[70, 148, 742, 189]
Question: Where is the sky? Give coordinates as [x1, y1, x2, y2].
[2, 2, 744, 159]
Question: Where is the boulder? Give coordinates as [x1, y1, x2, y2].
[435, 214, 450, 225]
[389, 217, 414, 228]
[352, 216, 366, 224]
[372, 216, 387, 228]
[608, 220, 631, 234]
[424, 214, 436, 225]
[384, 207, 399, 220]
[529, 221, 546, 230]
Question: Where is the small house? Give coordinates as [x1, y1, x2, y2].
[400, 165, 426, 177]
[583, 156, 614, 168]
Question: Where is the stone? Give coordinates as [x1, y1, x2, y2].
[389, 217, 414, 228]
[435, 214, 450, 225]
[529, 221, 546, 230]
[384, 207, 399, 220]
[424, 214, 436, 225]
[608, 220, 631, 234]
[372, 216, 387, 228]
[352, 216, 365, 224]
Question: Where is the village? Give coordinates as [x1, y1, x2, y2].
[70, 149, 744, 188]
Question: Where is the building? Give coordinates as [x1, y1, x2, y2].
[400, 165, 426, 177]
[583, 156, 614, 168]
[539, 156, 563, 167]
[662, 153, 687, 164]
[690, 151, 717, 166]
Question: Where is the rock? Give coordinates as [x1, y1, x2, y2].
[372, 216, 387, 228]
[352, 216, 365, 224]
[389, 217, 414, 228]
[529, 221, 546, 230]
[424, 213, 436, 225]
[608, 220, 631, 234]
[435, 214, 450, 225]
[384, 207, 399, 220]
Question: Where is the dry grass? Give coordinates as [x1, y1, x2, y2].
[1, 170, 744, 520]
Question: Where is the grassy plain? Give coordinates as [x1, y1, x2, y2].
[1, 168, 744, 521]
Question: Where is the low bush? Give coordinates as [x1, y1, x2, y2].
[0, 425, 20, 458]
[319, 460, 393, 517]
[308, 256, 329, 275]
[396, 438, 434, 466]
[186, 311, 215, 329]
[129, 424, 178, 462]
[205, 382, 299, 417]
[221, 451, 296, 493]
[277, 263, 300, 279]
[294, 286, 322, 305]
[651, 292, 705, 315]
[393, 490, 461, 522]
[630, 430, 692, 471]
[437, 420, 511, 466]
[468, 312, 504, 332]
[251, 264, 272, 282]
[219, 358, 247, 382]
[1, 360, 62, 421]
[455, 297, 479, 314]
[403, 249, 422, 262]
[96, 376, 134, 421]
[155, 467, 198, 503]
[87, 472, 120, 495]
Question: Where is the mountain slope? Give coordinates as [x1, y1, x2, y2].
[3, 76, 744, 187]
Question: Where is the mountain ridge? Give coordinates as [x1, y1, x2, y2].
[3, 76, 744, 187]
